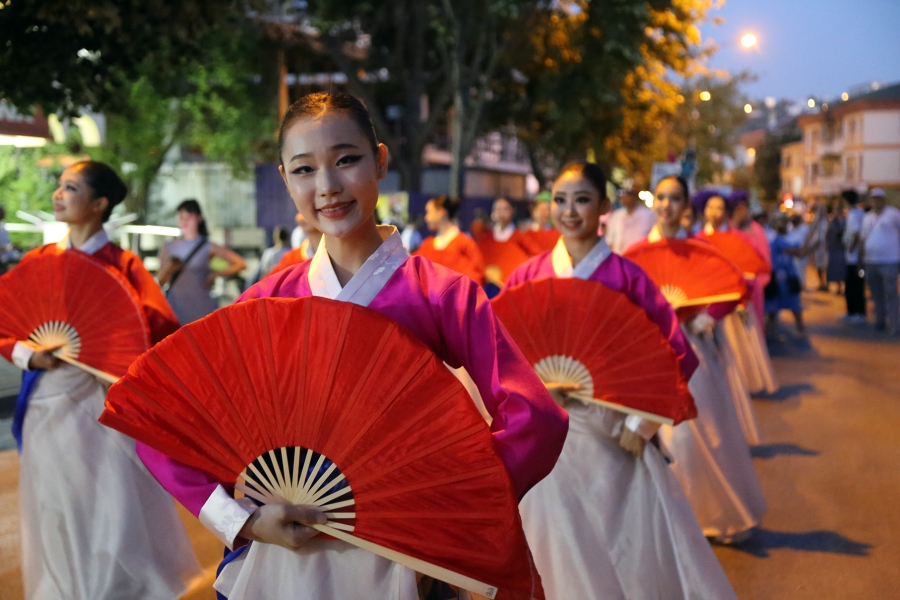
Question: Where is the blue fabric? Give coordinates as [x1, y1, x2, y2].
[12, 370, 42, 453]
[765, 235, 803, 313]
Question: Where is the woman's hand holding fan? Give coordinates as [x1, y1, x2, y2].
[101, 297, 544, 600]
[238, 503, 327, 549]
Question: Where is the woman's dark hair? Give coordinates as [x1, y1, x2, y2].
[278, 92, 379, 164]
[274, 226, 289, 244]
[429, 195, 462, 220]
[555, 161, 608, 199]
[842, 189, 859, 205]
[72, 161, 127, 223]
[656, 175, 690, 201]
[176, 198, 209, 237]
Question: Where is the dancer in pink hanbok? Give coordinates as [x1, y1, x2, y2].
[506, 162, 736, 600]
[133, 92, 568, 600]
[650, 176, 767, 544]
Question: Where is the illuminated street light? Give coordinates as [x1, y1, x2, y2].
[699, 90, 712, 102]
[807, 98, 816, 108]
[841, 92, 849, 101]
[744, 103, 753, 114]
[740, 33, 758, 49]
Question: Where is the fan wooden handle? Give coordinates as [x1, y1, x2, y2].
[311, 523, 500, 599]
[671, 292, 743, 309]
[53, 351, 120, 385]
[567, 391, 675, 425]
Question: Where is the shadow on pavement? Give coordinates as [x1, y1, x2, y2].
[727, 529, 872, 558]
[751, 443, 820, 459]
[754, 382, 815, 402]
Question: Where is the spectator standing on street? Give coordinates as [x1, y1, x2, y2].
[606, 178, 656, 254]
[842, 190, 867, 323]
[259, 226, 291, 277]
[157, 199, 246, 324]
[0, 206, 13, 274]
[825, 203, 847, 294]
[861, 188, 900, 334]
[810, 203, 830, 291]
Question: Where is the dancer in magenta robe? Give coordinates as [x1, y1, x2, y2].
[134, 92, 567, 600]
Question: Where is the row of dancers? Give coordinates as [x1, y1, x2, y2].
[0, 90, 778, 599]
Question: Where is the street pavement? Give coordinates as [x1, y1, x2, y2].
[0, 288, 898, 599]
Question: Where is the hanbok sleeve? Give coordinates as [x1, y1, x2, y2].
[433, 275, 568, 499]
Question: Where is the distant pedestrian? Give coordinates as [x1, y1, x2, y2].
[765, 212, 809, 334]
[825, 203, 847, 294]
[861, 188, 900, 334]
[259, 226, 291, 277]
[0, 206, 13, 274]
[157, 199, 246, 324]
[841, 190, 867, 323]
[606, 178, 656, 254]
[810, 204, 829, 291]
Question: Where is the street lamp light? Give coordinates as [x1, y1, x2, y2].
[744, 103, 753, 114]
[740, 33, 758, 49]
[699, 90, 712, 102]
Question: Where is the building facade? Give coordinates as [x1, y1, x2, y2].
[791, 83, 900, 203]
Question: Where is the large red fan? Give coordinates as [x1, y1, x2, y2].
[623, 239, 747, 310]
[492, 279, 695, 425]
[479, 239, 532, 286]
[0, 251, 150, 382]
[697, 231, 770, 279]
[101, 297, 542, 600]
[524, 229, 560, 254]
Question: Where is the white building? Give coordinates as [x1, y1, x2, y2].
[792, 82, 900, 203]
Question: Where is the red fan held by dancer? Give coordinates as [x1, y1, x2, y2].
[623, 239, 747, 318]
[697, 230, 770, 280]
[101, 297, 543, 600]
[0, 252, 150, 383]
[492, 278, 696, 426]
[479, 238, 532, 287]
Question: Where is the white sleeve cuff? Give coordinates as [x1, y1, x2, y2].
[198, 484, 258, 549]
[12, 342, 34, 371]
[625, 415, 660, 441]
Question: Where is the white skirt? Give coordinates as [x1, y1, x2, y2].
[716, 317, 762, 446]
[660, 330, 767, 539]
[744, 306, 778, 395]
[19, 365, 200, 600]
[720, 307, 777, 396]
[519, 401, 737, 600]
[214, 538, 418, 600]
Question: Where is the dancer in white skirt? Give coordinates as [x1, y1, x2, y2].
[693, 189, 763, 445]
[0, 162, 200, 599]
[506, 163, 737, 599]
[650, 176, 767, 544]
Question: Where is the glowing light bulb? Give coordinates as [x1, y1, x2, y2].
[740, 33, 757, 49]
[699, 91, 712, 102]
[841, 92, 849, 101]
[744, 103, 753, 114]
[807, 98, 816, 108]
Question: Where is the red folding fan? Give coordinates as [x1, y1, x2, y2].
[0, 251, 150, 383]
[524, 229, 560, 254]
[101, 297, 542, 600]
[479, 239, 532, 286]
[623, 239, 747, 310]
[492, 279, 695, 425]
[697, 231, 770, 279]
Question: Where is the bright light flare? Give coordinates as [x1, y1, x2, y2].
[841, 92, 849, 101]
[744, 103, 753, 114]
[808, 98, 816, 108]
[740, 33, 758, 48]
[699, 90, 712, 102]
[638, 191, 654, 207]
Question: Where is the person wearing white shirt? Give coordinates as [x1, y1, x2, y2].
[841, 190, 867, 323]
[861, 188, 900, 334]
[606, 179, 656, 254]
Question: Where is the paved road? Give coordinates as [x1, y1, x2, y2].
[0, 289, 897, 599]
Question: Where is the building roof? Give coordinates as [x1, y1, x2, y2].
[799, 81, 900, 126]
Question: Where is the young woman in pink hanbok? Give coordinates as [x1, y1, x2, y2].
[133, 92, 569, 600]
[694, 189, 763, 446]
[651, 176, 767, 544]
[506, 162, 736, 600]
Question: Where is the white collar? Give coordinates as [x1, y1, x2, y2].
[551, 236, 612, 280]
[433, 224, 461, 251]
[493, 223, 516, 243]
[57, 228, 109, 255]
[648, 224, 688, 243]
[308, 225, 408, 307]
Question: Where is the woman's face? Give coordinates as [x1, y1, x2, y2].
[177, 210, 202, 237]
[424, 200, 447, 232]
[279, 112, 388, 239]
[654, 178, 687, 230]
[492, 198, 514, 228]
[532, 201, 551, 227]
[52, 166, 106, 225]
[551, 171, 609, 241]
[704, 196, 727, 228]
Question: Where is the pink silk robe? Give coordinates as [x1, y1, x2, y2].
[137, 254, 569, 522]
